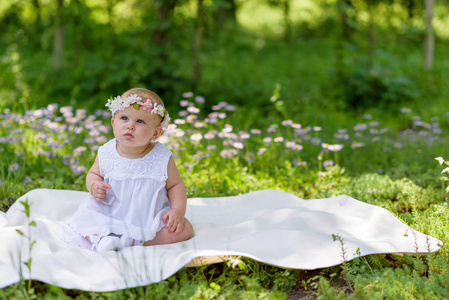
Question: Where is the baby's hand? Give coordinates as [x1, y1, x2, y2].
[90, 181, 112, 203]
[162, 208, 185, 233]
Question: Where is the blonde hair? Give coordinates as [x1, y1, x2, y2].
[121, 88, 165, 107]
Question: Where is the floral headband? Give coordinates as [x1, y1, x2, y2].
[105, 94, 170, 129]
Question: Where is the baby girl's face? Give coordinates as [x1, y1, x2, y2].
[111, 105, 161, 148]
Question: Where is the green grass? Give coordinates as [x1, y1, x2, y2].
[0, 94, 449, 298]
[1, 0, 449, 298]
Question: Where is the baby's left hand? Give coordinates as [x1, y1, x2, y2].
[162, 208, 185, 233]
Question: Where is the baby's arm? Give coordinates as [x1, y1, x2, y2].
[87, 156, 111, 202]
[164, 156, 187, 233]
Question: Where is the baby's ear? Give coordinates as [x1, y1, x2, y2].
[152, 125, 163, 140]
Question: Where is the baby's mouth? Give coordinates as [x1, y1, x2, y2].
[124, 133, 134, 139]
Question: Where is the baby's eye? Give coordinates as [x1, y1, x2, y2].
[137, 119, 145, 124]
[121, 116, 128, 121]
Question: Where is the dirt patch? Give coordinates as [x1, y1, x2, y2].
[287, 269, 353, 299]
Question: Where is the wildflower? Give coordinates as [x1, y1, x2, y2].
[74, 146, 87, 156]
[291, 123, 301, 129]
[274, 137, 284, 142]
[257, 148, 267, 155]
[226, 105, 236, 111]
[186, 115, 197, 123]
[197, 151, 209, 158]
[232, 142, 244, 149]
[204, 132, 216, 140]
[250, 129, 261, 134]
[394, 143, 403, 149]
[321, 143, 329, 149]
[323, 160, 334, 169]
[63, 155, 74, 166]
[293, 160, 307, 166]
[363, 114, 372, 119]
[194, 121, 204, 128]
[239, 131, 250, 139]
[190, 132, 203, 141]
[351, 141, 365, 148]
[328, 144, 343, 152]
[400, 108, 412, 113]
[195, 96, 205, 104]
[313, 126, 322, 132]
[178, 110, 188, 117]
[435, 157, 446, 165]
[285, 141, 295, 148]
[372, 136, 381, 142]
[187, 106, 200, 114]
[281, 120, 293, 126]
[218, 113, 227, 119]
[89, 130, 100, 137]
[220, 149, 232, 158]
[338, 129, 347, 134]
[418, 131, 428, 136]
[174, 119, 186, 125]
[292, 144, 303, 151]
[222, 124, 233, 133]
[311, 137, 321, 145]
[71, 165, 86, 175]
[244, 152, 255, 162]
[207, 145, 216, 150]
[334, 133, 349, 140]
[369, 129, 378, 135]
[267, 124, 278, 133]
[353, 123, 367, 131]
[182, 92, 193, 98]
[8, 163, 19, 172]
[23, 176, 31, 184]
[35, 133, 47, 140]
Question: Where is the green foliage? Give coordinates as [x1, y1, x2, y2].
[337, 63, 419, 111]
[1, 0, 449, 298]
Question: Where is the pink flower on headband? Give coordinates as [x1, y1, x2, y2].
[140, 99, 153, 112]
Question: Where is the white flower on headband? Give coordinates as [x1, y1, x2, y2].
[105, 94, 170, 129]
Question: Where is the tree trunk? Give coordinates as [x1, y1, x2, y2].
[32, 0, 41, 25]
[213, 0, 236, 24]
[283, 0, 291, 43]
[192, 0, 204, 87]
[152, 0, 177, 48]
[53, 0, 65, 70]
[367, 0, 374, 69]
[423, 0, 434, 72]
[149, 0, 177, 92]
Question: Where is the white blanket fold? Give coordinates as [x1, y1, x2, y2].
[0, 189, 442, 292]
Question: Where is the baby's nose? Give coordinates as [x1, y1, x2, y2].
[126, 123, 135, 130]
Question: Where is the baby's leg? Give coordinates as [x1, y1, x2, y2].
[144, 219, 193, 246]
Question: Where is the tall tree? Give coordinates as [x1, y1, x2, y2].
[366, 0, 374, 69]
[213, 0, 237, 24]
[267, 0, 292, 43]
[423, 0, 434, 72]
[192, 0, 205, 87]
[53, 0, 65, 70]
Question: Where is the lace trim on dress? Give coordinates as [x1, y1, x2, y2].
[98, 139, 172, 181]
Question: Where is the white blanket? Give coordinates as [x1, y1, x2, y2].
[0, 189, 442, 292]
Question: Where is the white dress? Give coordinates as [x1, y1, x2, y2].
[68, 139, 172, 243]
